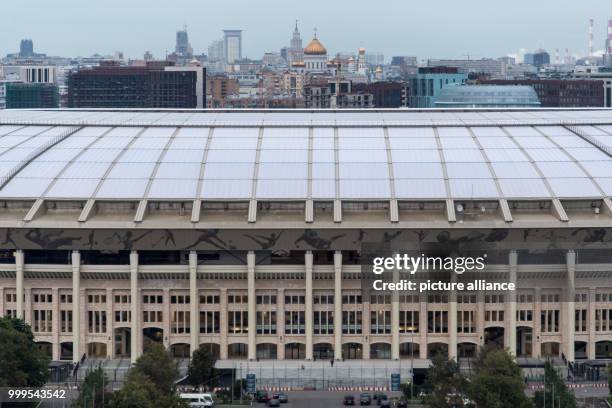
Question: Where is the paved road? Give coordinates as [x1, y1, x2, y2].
[244, 391, 403, 408]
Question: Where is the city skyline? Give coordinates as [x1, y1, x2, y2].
[1, 0, 611, 60]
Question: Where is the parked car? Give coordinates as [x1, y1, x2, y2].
[376, 394, 388, 406]
[359, 393, 372, 405]
[179, 393, 215, 408]
[277, 393, 288, 403]
[379, 400, 390, 408]
[343, 395, 355, 405]
[256, 391, 270, 403]
[396, 400, 408, 408]
[267, 398, 281, 407]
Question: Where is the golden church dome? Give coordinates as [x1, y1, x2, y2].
[304, 37, 327, 55]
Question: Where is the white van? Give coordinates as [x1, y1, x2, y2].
[180, 393, 215, 407]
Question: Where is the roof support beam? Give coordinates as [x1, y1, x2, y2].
[134, 199, 148, 223]
[498, 199, 513, 223]
[78, 199, 97, 223]
[551, 199, 569, 222]
[248, 199, 257, 223]
[191, 199, 201, 223]
[333, 199, 342, 223]
[445, 199, 456, 223]
[305, 199, 314, 223]
[23, 199, 46, 222]
[389, 199, 399, 223]
[602, 197, 612, 216]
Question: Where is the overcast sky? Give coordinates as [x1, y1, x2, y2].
[1, 0, 610, 60]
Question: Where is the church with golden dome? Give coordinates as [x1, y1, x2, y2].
[291, 31, 335, 74]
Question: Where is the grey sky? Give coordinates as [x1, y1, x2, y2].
[1, 0, 610, 60]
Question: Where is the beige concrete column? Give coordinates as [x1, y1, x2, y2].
[189, 251, 199, 355]
[362, 300, 371, 359]
[52, 287, 60, 360]
[24, 287, 32, 325]
[130, 251, 140, 363]
[448, 273, 458, 360]
[391, 266, 400, 360]
[564, 251, 576, 362]
[333, 251, 342, 360]
[305, 251, 314, 360]
[107, 288, 114, 358]
[506, 251, 518, 356]
[163, 288, 171, 349]
[220, 288, 228, 359]
[71, 251, 81, 363]
[533, 287, 542, 358]
[477, 291, 485, 347]
[277, 288, 285, 360]
[247, 251, 256, 360]
[419, 294, 428, 359]
[15, 250, 24, 319]
[588, 287, 596, 360]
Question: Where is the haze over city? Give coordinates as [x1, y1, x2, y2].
[1, 0, 610, 59]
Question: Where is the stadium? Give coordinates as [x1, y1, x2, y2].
[1, 108, 612, 386]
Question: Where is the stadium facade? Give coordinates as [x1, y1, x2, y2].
[1, 108, 612, 366]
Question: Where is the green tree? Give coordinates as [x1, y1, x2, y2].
[108, 371, 159, 408]
[0, 316, 49, 387]
[468, 347, 534, 408]
[133, 342, 179, 395]
[73, 367, 110, 408]
[188, 345, 218, 388]
[423, 354, 468, 408]
[533, 361, 576, 408]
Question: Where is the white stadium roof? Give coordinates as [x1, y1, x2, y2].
[0, 108, 611, 202]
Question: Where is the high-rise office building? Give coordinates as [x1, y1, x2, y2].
[223, 30, 243, 63]
[19, 39, 34, 57]
[208, 40, 224, 63]
[175, 27, 193, 59]
[287, 21, 303, 66]
[604, 20, 612, 68]
[4, 83, 59, 109]
[67, 61, 205, 108]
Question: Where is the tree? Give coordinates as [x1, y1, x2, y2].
[73, 367, 111, 408]
[108, 371, 160, 408]
[133, 342, 179, 395]
[423, 354, 469, 408]
[0, 316, 49, 387]
[533, 361, 576, 408]
[468, 347, 534, 408]
[188, 345, 218, 388]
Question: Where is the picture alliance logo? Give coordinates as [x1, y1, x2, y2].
[371, 253, 488, 275]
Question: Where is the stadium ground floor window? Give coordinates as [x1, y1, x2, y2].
[399, 342, 419, 359]
[228, 343, 248, 359]
[199, 343, 221, 359]
[87, 342, 107, 358]
[575, 341, 587, 360]
[484, 326, 504, 349]
[114, 327, 131, 358]
[313, 343, 334, 360]
[457, 342, 477, 358]
[516, 326, 533, 357]
[596, 341, 612, 359]
[256, 343, 277, 360]
[142, 327, 163, 352]
[285, 343, 306, 359]
[171, 343, 190, 358]
[36, 342, 52, 359]
[60, 342, 73, 360]
[370, 343, 391, 359]
[342, 342, 362, 360]
[427, 343, 448, 359]
[541, 341, 560, 358]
